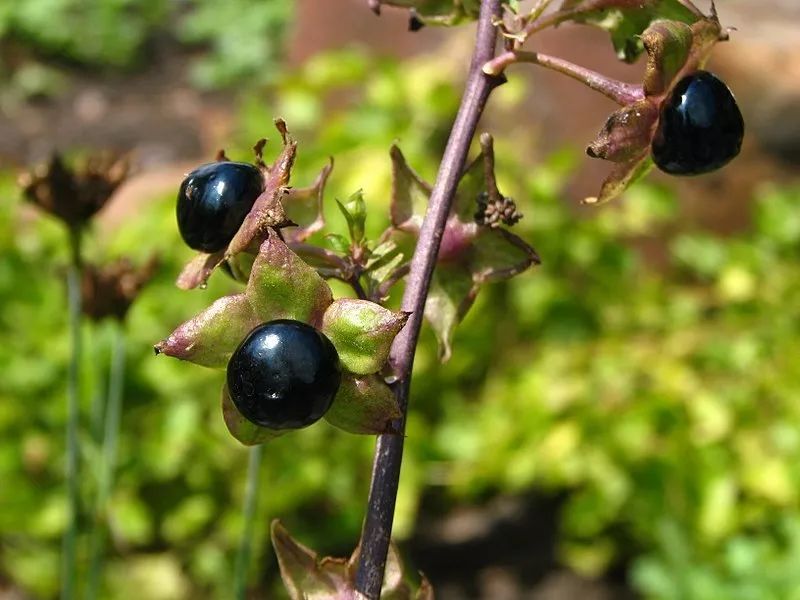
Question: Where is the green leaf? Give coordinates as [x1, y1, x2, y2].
[321, 299, 408, 375]
[367, 251, 406, 289]
[154, 294, 259, 369]
[373, 0, 482, 25]
[324, 233, 350, 254]
[324, 374, 401, 434]
[558, 0, 699, 63]
[365, 240, 401, 271]
[247, 231, 333, 328]
[221, 385, 283, 445]
[471, 228, 541, 284]
[336, 190, 367, 245]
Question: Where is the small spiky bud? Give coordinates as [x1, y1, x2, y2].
[475, 191, 522, 229]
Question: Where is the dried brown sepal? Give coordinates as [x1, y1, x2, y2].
[283, 157, 334, 244]
[272, 520, 433, 600]
[176, 250, 226, 291]
[586, 100, 661, 163]
[177, 119, 298, 290]
[226, 121, 296, 258]
[19, 152, 129, 228]
[272, 520, 353, 599]
[81, 255, 158, 322]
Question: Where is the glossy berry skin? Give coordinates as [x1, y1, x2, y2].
[652, 70, 744, 176]
[227, 320, 342, 430]
[177, 161, 263, 252]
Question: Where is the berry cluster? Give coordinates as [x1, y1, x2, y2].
[175, 160, 341, 430]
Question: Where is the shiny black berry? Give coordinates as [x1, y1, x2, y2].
[651, 70, 744, 176]
[176, 162, 263, 253]
[227, 320, 342, 430]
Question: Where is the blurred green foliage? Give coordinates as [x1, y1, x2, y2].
[0, 0, 291, 89]
[2, 42, 800, 600]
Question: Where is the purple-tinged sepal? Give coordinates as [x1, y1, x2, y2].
[324, 374, 402, 435]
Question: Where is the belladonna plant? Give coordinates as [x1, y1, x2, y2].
[156, 0, 744, 597]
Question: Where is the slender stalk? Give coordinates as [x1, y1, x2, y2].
[483, 50, 644, 105]
[355, 2, 504, 597]
[86, 325, 126, 600]
[522, 5, 578, 39]
[234, 445, 264, 600]
[63, 227, 83, 600]
[88, 329, 108, 447]
[349, 273, 369, 301]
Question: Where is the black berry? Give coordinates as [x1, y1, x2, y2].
[177, 162, 263, 252]
[227, 320, 342, 430]
[651, 71, 744, 176]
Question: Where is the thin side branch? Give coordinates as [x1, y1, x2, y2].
[354, 1, 505, 597]
[484, 50, 644, 105]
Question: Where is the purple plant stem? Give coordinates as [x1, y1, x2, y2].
[355, 1, 504, 597]
[484, 50, 644, 106]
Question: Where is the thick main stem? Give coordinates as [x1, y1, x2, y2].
[355, 2, 503, 597]
[63, 227, 83, 600]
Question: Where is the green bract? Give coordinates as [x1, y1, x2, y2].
[157, 231, 406, 445]
[390, 135, 539, 361]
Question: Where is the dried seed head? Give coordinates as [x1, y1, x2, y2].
[19, 152, 130, 228]
[81, 255, 158, 322]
